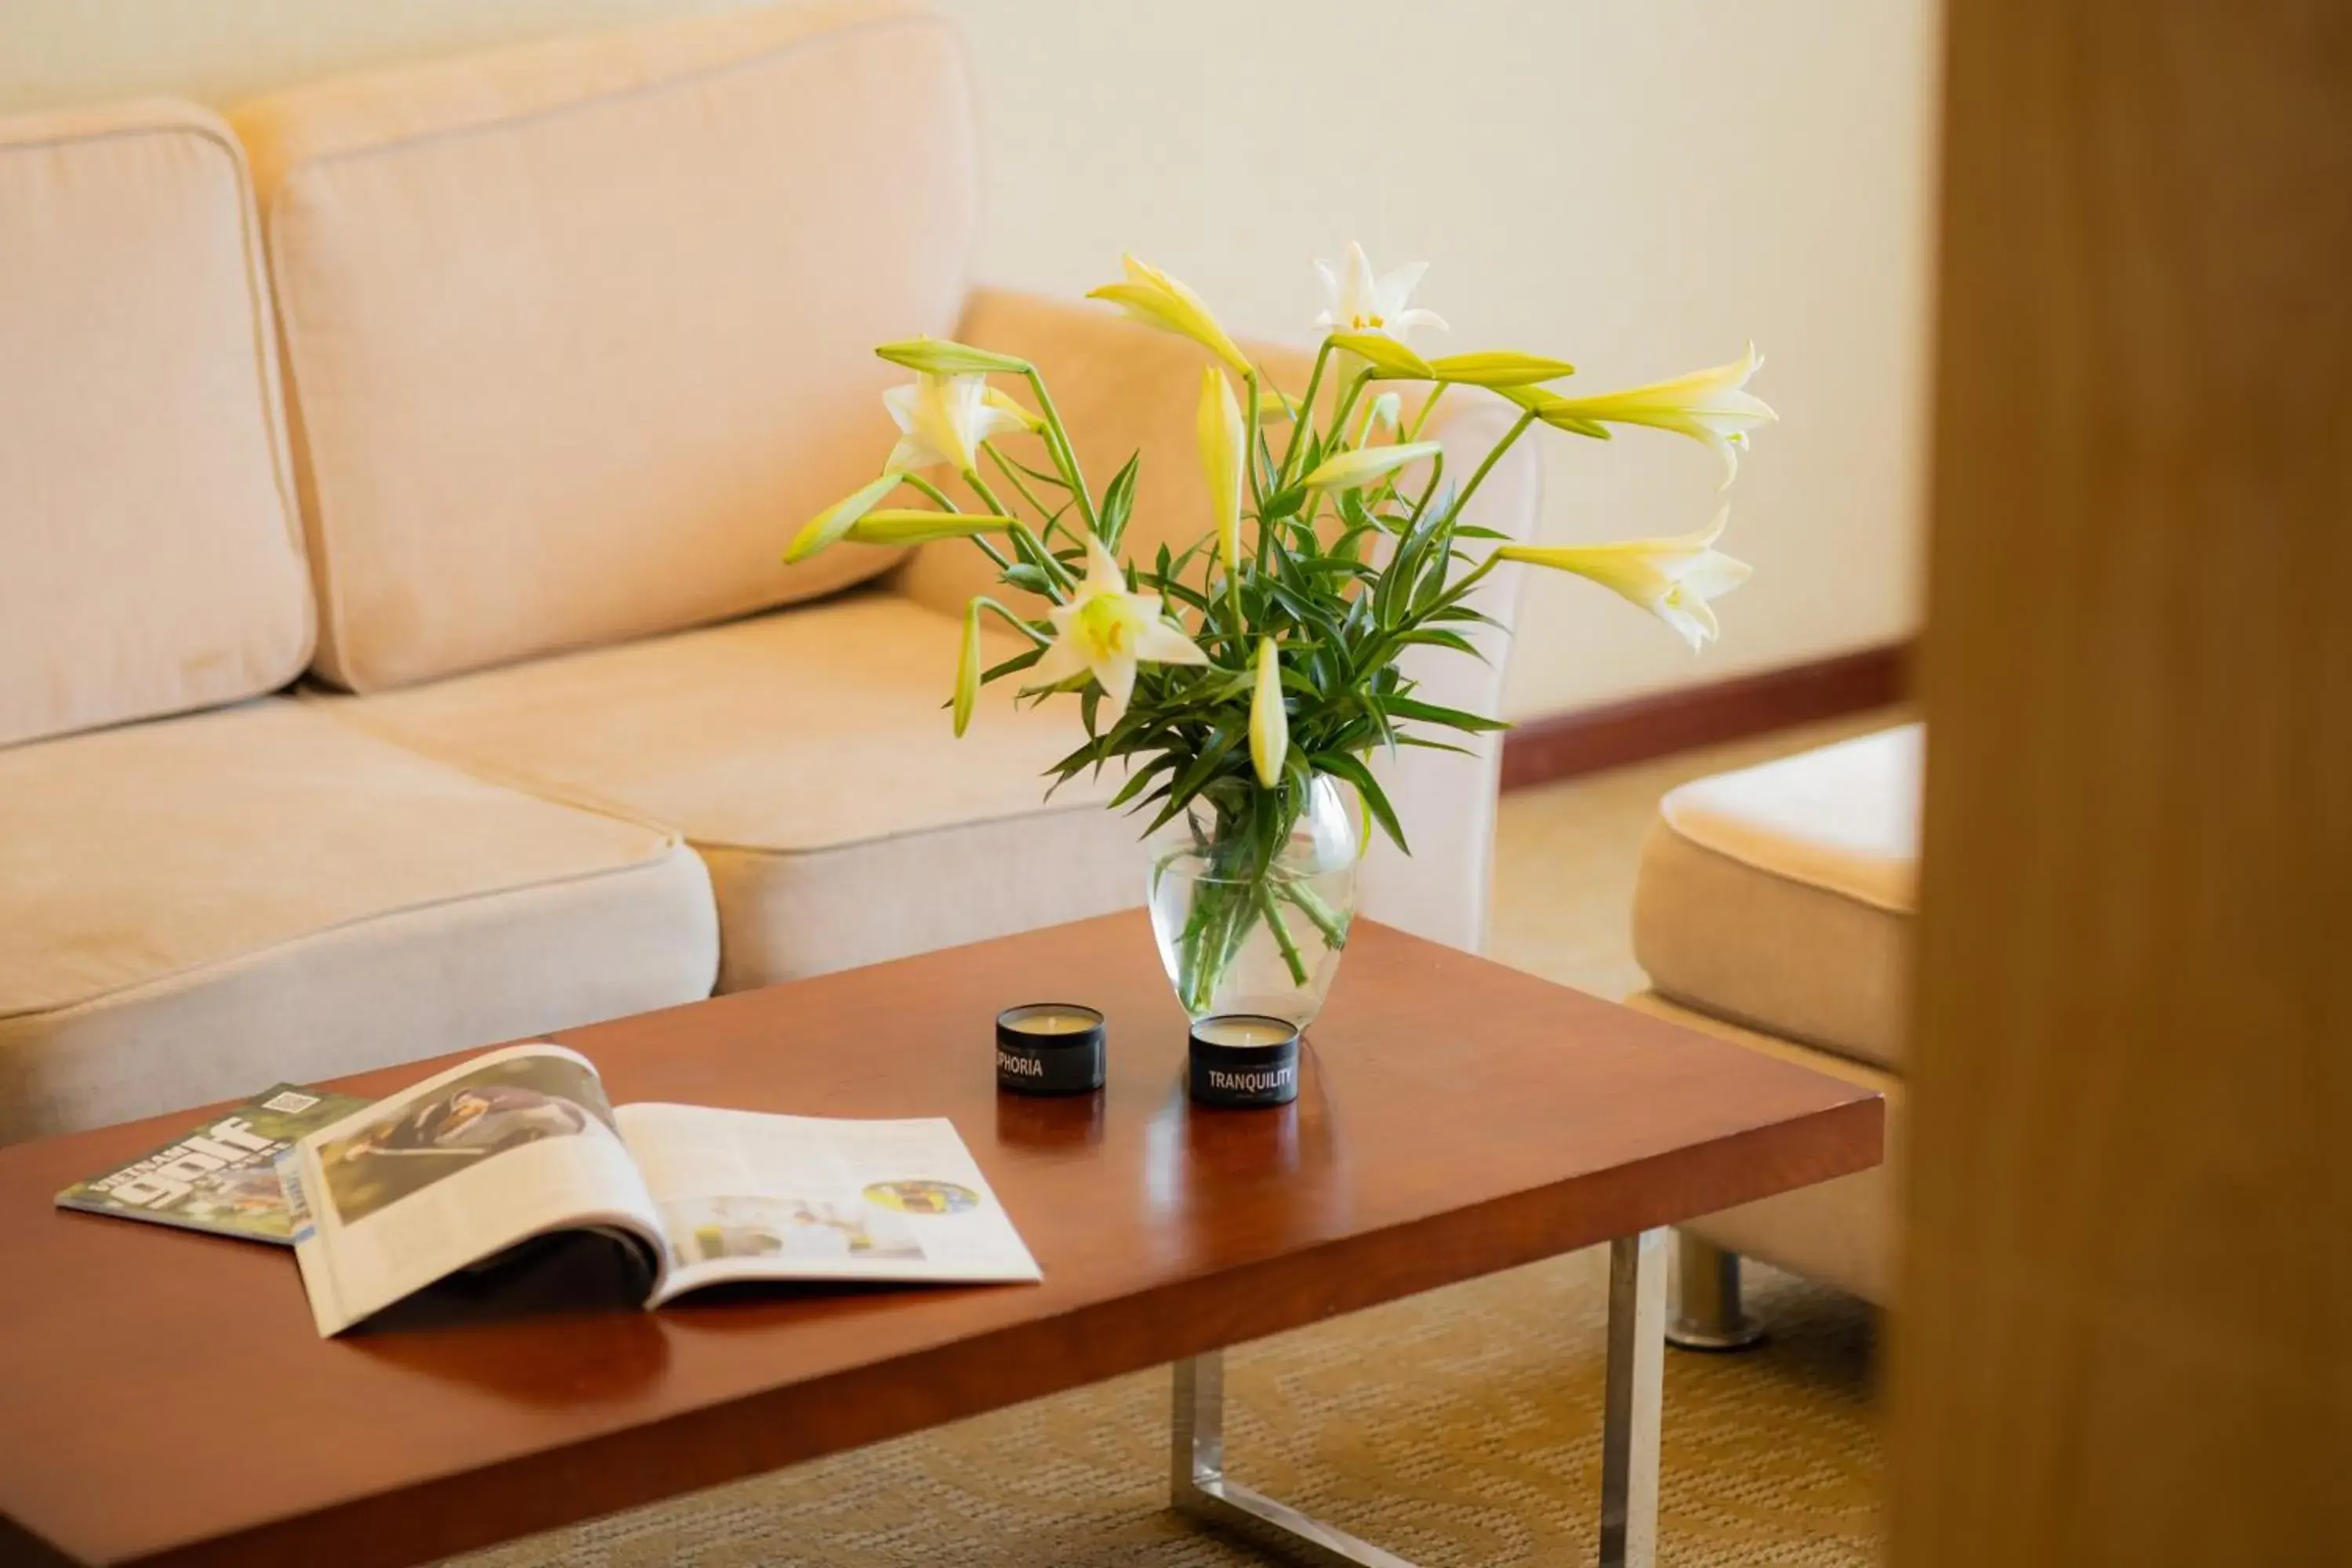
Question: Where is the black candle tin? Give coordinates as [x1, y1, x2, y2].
[1186, 1014, 1302, 1107]
[995, 1003, 1106, 1095]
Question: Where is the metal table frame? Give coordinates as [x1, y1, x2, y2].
[1171, 1229, 1668, 1568]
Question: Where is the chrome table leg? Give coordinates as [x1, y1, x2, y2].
[1599, 1228, 1667, 1568]
[1171, 1350, 1419, 1567]
[1169, 1225, 1669, 1568]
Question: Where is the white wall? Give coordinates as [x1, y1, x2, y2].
[3, 0, 1937, 721]
[952, 1, 1940, 718]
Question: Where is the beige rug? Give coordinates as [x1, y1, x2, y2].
[456, 710, 1907, 1568]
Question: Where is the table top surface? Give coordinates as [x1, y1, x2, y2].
[0, 913, 1882, 1568]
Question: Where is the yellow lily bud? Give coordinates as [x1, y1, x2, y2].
[785, 474, 899, 563]
[1536, 344, 1776, 487]
[1327, 331, 1432, 380]
[1087, 255, 1254, 378]
[876, 338, 1033, 377]
[1197, 368, 1246, 575]
[1497, 507, 1751, 652]
[1250, 637, 1289, 789]
[842, 510, 1020, 546]
[1494, 383, 1610, 438]
[1301, 441, 1443, 492]
[1426, 350, 1577, 387]
[953, 598, 984, 737]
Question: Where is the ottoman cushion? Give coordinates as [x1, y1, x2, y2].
[1632, 723, 1919, 1071]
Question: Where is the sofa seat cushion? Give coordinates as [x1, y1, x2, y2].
[319, 591, 1140, 993]
[229, 0, 972, 691]
[0, 99, 311, 748]
[1632, 723, 1920, 1072]
[0, 702, 717, 1143]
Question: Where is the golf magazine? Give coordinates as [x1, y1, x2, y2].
[54, 1084, 371, 1243]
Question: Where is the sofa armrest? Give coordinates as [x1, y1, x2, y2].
[895, 285, 1541, 951]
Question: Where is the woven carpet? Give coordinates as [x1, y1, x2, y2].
[454, 1254, 1876, 1568]
[452, 715, 1902, 1568]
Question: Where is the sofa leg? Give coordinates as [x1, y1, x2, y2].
[1666, 1230, 1767, 1351]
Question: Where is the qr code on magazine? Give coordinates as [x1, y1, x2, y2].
[262, 1090, 321, 1114]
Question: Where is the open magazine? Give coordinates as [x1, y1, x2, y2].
[278, 1043, 1040, 1337]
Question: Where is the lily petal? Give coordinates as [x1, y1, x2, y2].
[1132, 618, 1211, 666]
[1092, 650, 1138, 721]
[1027, 631, 1090, 688]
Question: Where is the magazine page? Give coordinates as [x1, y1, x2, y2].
[282, 1044, 667, 1337]
[612, 1105, 1040, 1303]
[55, 1084, 372, 1245]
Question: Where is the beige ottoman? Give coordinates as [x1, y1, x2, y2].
[1627, 722, 1918, 1345]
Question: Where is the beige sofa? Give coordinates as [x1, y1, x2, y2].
[0, 2, 1538, 1145]
[1627, 723, 1918, 1337]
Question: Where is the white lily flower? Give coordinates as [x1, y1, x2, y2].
[1314, 240, 1449, 345]
[882, 371, 1037, 476]
[1536, 344, 1777, 488]
[1027, 532, 1210, 720]
[1498, 507, 1752, 652]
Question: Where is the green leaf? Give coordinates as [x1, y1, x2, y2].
[1396, 627, 1486, 659]
[1380, 695, 1512, 733]
[1327, 332, 1434, 379]
[1147, 728, 1244, 834]
[1312, 752, 1410, 855]
[1426, 350, 1577, 387]
[993, 448, 1072, 489]
[1106, 753, 1181, 810]
[1258, 485, 1308, 524]
[979, 646, 1046, 684]
[1098, 452, 1142, 550]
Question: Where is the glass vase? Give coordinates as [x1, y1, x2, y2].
[1145, 774, 1359, 1027]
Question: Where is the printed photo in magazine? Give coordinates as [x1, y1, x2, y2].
[278, 1043, 1040, 1336]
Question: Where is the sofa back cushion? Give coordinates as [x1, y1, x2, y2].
[0, 100, 313, 747]
[230, 0, 974, 691]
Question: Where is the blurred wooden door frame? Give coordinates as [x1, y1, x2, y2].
[1894, 1, 2351, 1563]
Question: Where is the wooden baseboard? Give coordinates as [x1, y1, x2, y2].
[1498, 642, 1912, 790]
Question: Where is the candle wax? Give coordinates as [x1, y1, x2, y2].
[1001, 1004, 1102, 1036]
[1193, 1015, 1298, 1047]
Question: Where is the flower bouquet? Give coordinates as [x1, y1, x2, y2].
[787, 244, 1772, 1025]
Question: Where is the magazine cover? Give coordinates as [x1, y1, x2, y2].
[55, 1083, 374, 1244]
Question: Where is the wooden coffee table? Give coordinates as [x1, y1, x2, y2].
[0, 913, 1880, 1568]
